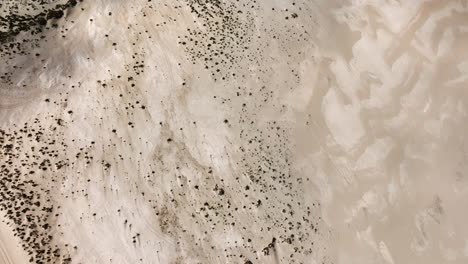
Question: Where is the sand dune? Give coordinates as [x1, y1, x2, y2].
[1, 0, 468, 263]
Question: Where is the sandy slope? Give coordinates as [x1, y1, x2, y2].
[0, 0, 468, 263]
[0, 213, 29, 264]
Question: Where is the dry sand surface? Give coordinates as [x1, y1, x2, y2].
[0, 213, 29, 264]
[0, 0, 468, 263]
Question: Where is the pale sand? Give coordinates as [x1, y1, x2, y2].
[0, 213, 29, 264]
[0, 0, 467, 263]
